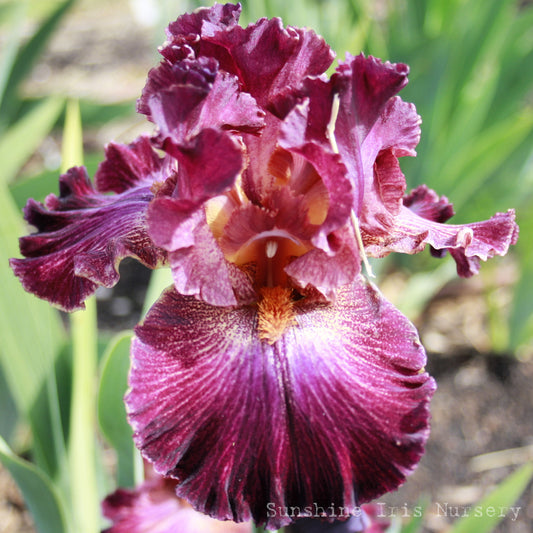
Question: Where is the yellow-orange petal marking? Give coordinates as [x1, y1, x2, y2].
[257, 286, 297, 344]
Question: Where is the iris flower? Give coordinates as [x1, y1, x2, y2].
[11, 3, 518, 530]
[102, 464, 251, 533]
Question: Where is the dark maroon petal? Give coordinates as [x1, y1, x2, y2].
[285, 227, 360, 299]
[147, 127, 243, 247]
[334, 54, 410, 145]
[241, 113, 284, 204]
[280, 100, 354, 251]
[332, 55, 413, 214]
[364, 202, 519, 277]
[359, 149, 407, 234]
[138, 56, 216, 123]
[166, 2, 241, 40]
[95, 135, 170, 194]
[403, 184, 455, 223]
[144, 127, 248, 305]
[10, 167, 165, 311]
[168, 216, 253, 306]
[359, 97, 421, 207]
[127, 277, 435, 529]
[209, 18, 334, 110]
[139, 58, 264, 147]
[102, 475, 249, 533]
[164, 8, 334, 110]
[173, 128, 245, 201]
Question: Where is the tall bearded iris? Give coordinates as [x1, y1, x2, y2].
[10, 3, 518, 530]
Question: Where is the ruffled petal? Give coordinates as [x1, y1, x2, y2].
[167, 2, 241, 35]
[285, 228, 360, 299]
[10, 167, 165, 311]
[332, 55, 414, 213]
[127, 276, 435, 529]
[334, 54, 410, 146]
[163, 6, 334, 109]
[139, 58, 265, 148]
[168, 215, 253, 306]
[403, 184, 454, 224]
[363, 185, 519, 277]
[102, 475, 249, 533]
[146, 128, 249, 305]
[95, 135, 170, 194]
[280, 102, 354, 251]
[163, 3, 242, 62]
[147, 127, 244, 245]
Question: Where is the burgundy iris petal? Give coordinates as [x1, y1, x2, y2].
[363, 184, 519, 277]
[95, 135, 168, 193]
[332, 54, 413, 213]
[139, 57, 265, 150]
[10, 161, 166, 311]
[102, 472, 250, 533]
[163, 5, 334, 110]
[127, 276, 435, 529]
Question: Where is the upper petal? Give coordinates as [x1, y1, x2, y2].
[127, 276, 435, 529]
[334, 54, 410, 146]
[163, 7, 334, 110]
[332, 54, 413, 213]
[95, 135, 170, 193]
[139, 57, 265, 148]
[10, 166, 165, 311]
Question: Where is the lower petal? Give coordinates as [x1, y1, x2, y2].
[127, 276, 435, 529]
[102, 475, 249, 533]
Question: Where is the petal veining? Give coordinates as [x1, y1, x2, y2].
[127, 276, 435, 529]
[10, 166, 165, 311]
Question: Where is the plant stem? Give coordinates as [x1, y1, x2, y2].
[68, 297, 99, 533]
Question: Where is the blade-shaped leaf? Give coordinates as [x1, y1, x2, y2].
[0, 0, 75, 127]
[98, 332, 136, 488]
[0, 96, 64, 184]
[0, 1, 27, 106]
[449, 463, 533, 533]
[60, 97, 100, 533]
[0, 436, 69, 533]
[0, 182, 65, 431]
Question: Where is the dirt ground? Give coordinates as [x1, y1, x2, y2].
[2, 1, 532, 532]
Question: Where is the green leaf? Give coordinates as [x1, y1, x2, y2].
[61, 99, 83, 171]
[61, 96, 100, 533]
[0, 183, 66, 465]
[142, 267, 173, 316]
[449, 463, 533, 533]
[0, 0, 75, 128]
[98, 332, 136, 488]
[68, 299, 100, 533]
[0, 365, 19, 445]
[0, 436, 69, 533]
[0, 1, 27, 106]
[0, 96, 64, 184]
